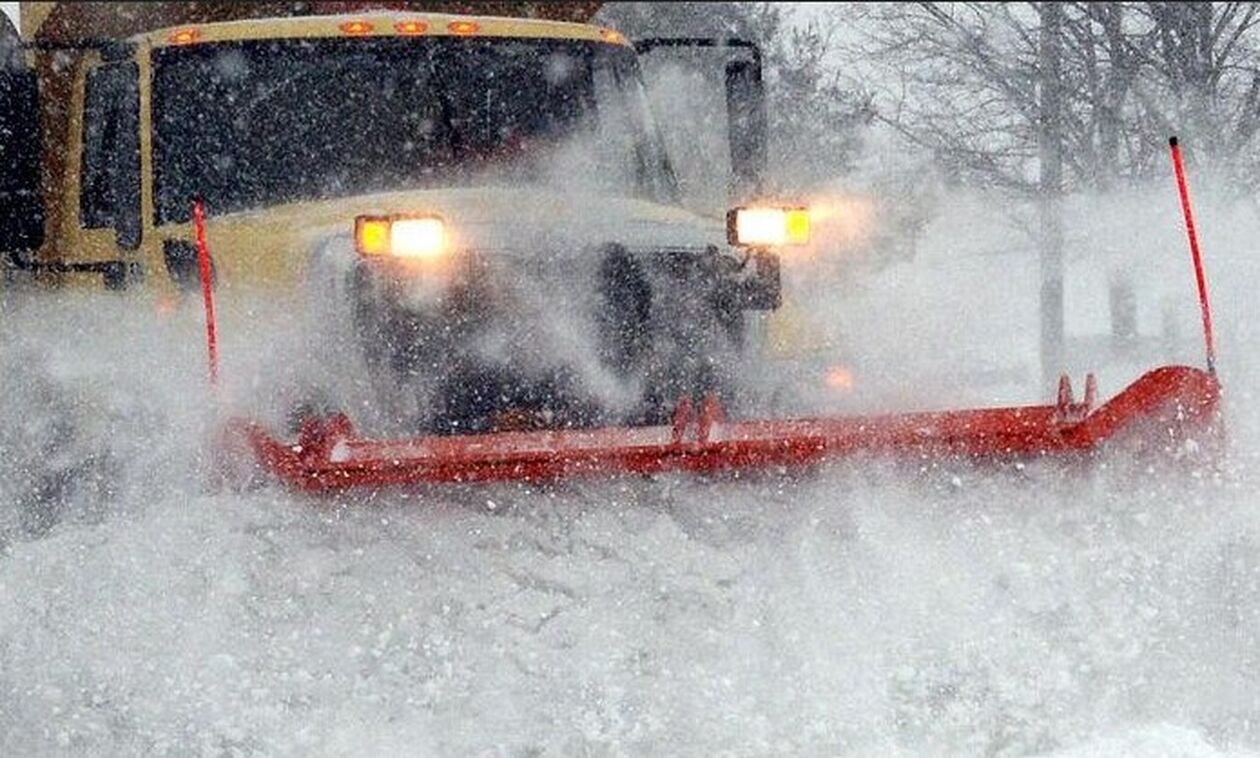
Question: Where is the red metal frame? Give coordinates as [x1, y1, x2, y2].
[222, 365, 1221, 492]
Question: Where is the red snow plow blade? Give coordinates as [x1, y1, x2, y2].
[222, 365, 1221, 493]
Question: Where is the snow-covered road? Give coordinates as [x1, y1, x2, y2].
[3, 189, 1260, 755]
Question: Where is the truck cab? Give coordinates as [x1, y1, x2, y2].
[3, 3, 781, 285]
[1, 3, 799, 432]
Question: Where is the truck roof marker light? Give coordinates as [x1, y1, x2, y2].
[600, 29, 627, 45]
[447, 21, 480, 36]
[339, 20, 375, 36]
[168, 28, 201, 45]
[394, 20, 428, 35]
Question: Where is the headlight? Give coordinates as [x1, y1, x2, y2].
[726, 206, 811, 247]
[355, 214, 449, 260]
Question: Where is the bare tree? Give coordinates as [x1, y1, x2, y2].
[1125, 2, 1260, 187]
[853, 2, 1260, 191]
[848, 1, 1260, 383]
[842, 3, 1075, 384]
[848, 3, 1043, 193]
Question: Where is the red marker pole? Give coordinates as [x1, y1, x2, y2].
[1169, 136, 1217, 377]
[192, 199, 220, 387]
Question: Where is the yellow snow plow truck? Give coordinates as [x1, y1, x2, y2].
[0, 3, 1225, 489]
[1, 1, 799, 432]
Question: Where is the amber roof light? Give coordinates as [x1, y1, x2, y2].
[394, 20, 428, 35]
[339, 20, 375, 35]
[168, 28, 201, 45]
[447, 20, 480, 35]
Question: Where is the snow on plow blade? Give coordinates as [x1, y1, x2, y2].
[222, 365, 1222, 493]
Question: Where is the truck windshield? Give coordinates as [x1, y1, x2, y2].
[152, 36, 678, 223]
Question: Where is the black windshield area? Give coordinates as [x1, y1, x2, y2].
[153, 37, 676, 223]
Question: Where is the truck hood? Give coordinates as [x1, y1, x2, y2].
[189, 186, 725, 286]
[339, 185, 722, 252]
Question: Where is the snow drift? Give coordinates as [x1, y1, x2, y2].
[1, 187, 1259, 755]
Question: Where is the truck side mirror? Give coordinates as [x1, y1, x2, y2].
[0, 67, 46, 257]
[636, 38, 768, 208]
[725, 56, 767, 200]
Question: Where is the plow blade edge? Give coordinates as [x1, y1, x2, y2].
[221, 365, 1222, 492]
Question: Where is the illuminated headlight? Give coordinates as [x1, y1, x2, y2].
[355, 214, 449, 259]
[726, 206, 811, 247]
